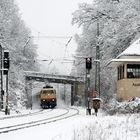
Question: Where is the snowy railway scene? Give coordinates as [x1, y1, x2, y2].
[0, 0, 140, 140]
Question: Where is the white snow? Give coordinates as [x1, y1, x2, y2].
[107, 38, 140, 67]
[0, 107, 140, 140]
[118, 37, 140, 58]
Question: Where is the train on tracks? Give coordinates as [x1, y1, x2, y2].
[40, 85, 57, 109]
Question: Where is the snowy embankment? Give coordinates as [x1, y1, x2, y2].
[72, 110, 140, 140]
[0, 107, 139, 140]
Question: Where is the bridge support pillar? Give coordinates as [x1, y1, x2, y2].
[71, 84, 74, 106]
[25, 79, 32, 109]
[71, 82, 78, 106]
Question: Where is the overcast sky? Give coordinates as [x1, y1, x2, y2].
[17, 0, 91, 36]
[16, 0, 92, 74]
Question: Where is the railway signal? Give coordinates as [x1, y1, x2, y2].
[86, 57, 92, 69]
[3, 50, 10, 75]
[85, 57, 92, 115]
[2, 50, 10, 115]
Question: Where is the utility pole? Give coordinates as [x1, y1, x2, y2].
[95, 20, 100, 97]
[0, 44, 3, 109]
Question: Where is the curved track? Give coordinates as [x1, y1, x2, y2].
[0, 109, 45, 120]
[0, 108, 79, 134]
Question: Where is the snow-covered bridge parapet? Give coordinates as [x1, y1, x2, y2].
[24, 71, 85, 84]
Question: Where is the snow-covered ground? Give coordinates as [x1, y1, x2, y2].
[0, 107, 139, 140]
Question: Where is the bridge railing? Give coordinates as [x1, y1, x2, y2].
[24, 71, 85, 82]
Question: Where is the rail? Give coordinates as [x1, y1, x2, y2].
[0, 108, 79, 134]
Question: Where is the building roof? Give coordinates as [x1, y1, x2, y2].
[107, 37, 140, 67]
[107, 58, 140, 67]
[117, 38, 140, 58]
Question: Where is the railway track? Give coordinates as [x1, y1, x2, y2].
[0, 108, 79, 134]
[0, 109, 45, 120]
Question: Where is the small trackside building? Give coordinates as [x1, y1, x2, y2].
[108, 38, 140, 101]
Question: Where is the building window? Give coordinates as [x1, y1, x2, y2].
[127, 64, 140, 78]
[118, 65, 124, 80]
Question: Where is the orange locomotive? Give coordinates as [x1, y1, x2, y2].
[40, 85, 57, 109]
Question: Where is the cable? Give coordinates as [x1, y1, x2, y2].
[63, 36, 73, 58]
[31, 35, 72, 39]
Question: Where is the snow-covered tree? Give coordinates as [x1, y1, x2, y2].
[72, 0, 140, 105]
[0, 0, 39, 109]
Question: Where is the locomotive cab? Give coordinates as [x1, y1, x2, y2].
[40, 86, 57, 109]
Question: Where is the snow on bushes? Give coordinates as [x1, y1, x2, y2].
[104, 97, 140, 115]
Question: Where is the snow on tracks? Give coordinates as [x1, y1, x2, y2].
[0, 108, 79, 134]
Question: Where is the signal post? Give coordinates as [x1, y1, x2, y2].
[3, 50, 10, 115]
[85, 57, 92, 115]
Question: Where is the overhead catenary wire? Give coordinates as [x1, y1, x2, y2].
[30, 34, 74, 64]
[31, 35, 72, 39]
[63, 36, 73, 58]
[1, 30, 73, 66]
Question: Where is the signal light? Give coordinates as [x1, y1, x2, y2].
[86, 57, 92, 69]
[3, 50, 10, 75]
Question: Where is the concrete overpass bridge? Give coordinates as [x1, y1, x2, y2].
[24, 71, 85, 106]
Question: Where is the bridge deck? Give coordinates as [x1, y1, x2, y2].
[24, 71, 84, 84]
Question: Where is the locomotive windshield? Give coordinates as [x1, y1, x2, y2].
[42, 90, 54, 94]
